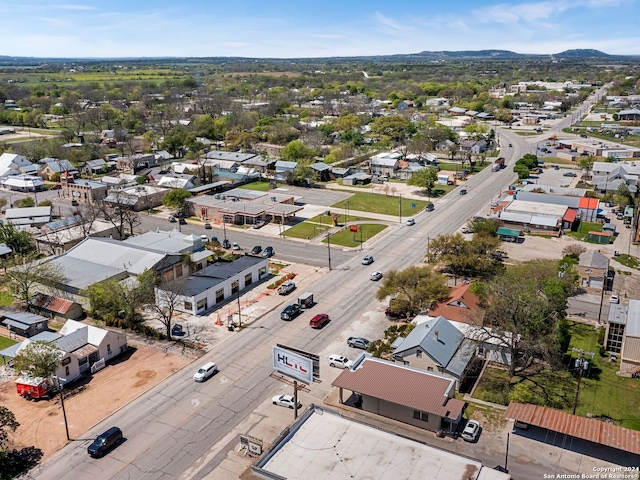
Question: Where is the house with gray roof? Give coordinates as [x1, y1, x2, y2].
[39, 158, 78, 179]
[0, 319, 127, 386]
[274, 160, 298, 178]
[5, 206, 51, 226]
[392, 316, 476, 389]
[577, 250, 610, 294]
[0, 311, 49, 338]
[369, 152, 400, 176]
[592, 165, 638, 195]
[157, 255, 269, 316]
[83, 158, 109, 175]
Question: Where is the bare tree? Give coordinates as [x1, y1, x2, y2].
[149, 280, 186, 339]
[6, 254, 66, 309]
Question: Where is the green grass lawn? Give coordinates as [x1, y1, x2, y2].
[0, 335, 17, 351]
[323, 224, 387, 247]
[472, 322, 640, 430]
[331, 192, 428, 217]
[283, 222, 331, 239]
[569, 323, 640, 430]
[566, 221, 604, 241]
[613, 253, 640, 269]
[307, 213, 375, 225]
[237, 180, 273, 192]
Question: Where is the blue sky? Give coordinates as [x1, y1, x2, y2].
[2, 0, 639, 58]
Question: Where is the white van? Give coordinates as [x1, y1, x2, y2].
[193, 362, 217, 382]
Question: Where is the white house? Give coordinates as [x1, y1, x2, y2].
[158, 255, 269, 315]
[369, 152, 401, 176]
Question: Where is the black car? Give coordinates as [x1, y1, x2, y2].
[280, 304, 301, 321]
[87, 427, 123, 458]
[459, 189, 468, 195]
[251, 245, 262, 255]
[263, 246, 274, 258]
[425, 203, 435, 212]
[179, 218, 187, 225]
[210, 236, 219, 243]
[222, 239, 231, 249]
[171, 324, 184, 337]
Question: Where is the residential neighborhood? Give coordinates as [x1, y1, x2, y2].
[1, 45, 640, 480]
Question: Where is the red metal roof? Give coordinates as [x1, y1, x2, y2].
[332, 357, 464, 419]
[562, 209, 578, 223]
[588, 231, 611, 237]
[30, 293, 74, 314]
[504, 403, 640, 455]
[578, 197, 599, 209]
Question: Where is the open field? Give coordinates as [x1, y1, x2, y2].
[0, 69, 190, 86]
[237, 180, 273, 192]
[331, 192, 428, 217]
[0, 335, 17, 351]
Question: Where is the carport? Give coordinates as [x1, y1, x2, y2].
[496, 227, 522, 242]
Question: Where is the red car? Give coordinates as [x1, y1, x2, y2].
[309, 313, 330, 329]
[385, 307, 407, 319]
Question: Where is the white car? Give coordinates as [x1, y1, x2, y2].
[406, 218, 415, 226]
[232, 242, 241, 250]
[461, 420, 481, 442]
[610, 294, 620, 304]
[193, 362, 217, 382]
[277, 280, 296, 295]
[370, 271, 383, 281]
[272, 394, 301, 409]
[328, 354, 353, 369]
[362, 255, 374, 265]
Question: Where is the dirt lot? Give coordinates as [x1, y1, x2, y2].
[0, 342, 192, 459]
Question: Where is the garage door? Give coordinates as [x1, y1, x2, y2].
[589, 278, 604, 289]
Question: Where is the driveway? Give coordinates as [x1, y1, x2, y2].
[0, 343, 192, 459]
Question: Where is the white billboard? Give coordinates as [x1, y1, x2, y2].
[272, 345, 314, 385]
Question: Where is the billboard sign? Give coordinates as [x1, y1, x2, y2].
[272, 345, 314, 385]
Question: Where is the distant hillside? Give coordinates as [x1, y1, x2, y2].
[555, 49, 612, 58]
[0, 48, 634, 66]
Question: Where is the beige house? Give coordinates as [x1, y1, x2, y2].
[332, 355, 464, 434]
[576, 250, 609, 294]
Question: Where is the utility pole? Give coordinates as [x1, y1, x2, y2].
[571, 348, 595, 415]
[398, 194, 402, 223]
[326, 232, 332, 270]
[237, 287, 242, 328]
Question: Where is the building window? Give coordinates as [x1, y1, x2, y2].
[245, 273, 253, 286]
[231, 280, 239, 295]
[416, 350, 422, 358]
[65, 365, 70, 376]
[163, 270, 174, 282]
[184, 301, 193, 311]
[413, 410, 429, 422]
[107, 344, 111, 355]
[606, 322, 625, 354]
[259, 266, 267, 277]
[196, 298, 208, 311]
[215, 288, 224, 303]
[427, 367, 433, 372]
[176, 264, 183, 278]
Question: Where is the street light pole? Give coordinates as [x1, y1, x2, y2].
[326, 232, 332, 270]
[398, 194, 402, 223]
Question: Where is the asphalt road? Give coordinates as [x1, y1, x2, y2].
[32, 92, 613, 479]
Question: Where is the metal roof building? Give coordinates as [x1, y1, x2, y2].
[505, 402, 640, 457]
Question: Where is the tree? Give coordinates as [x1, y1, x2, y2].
[369, 115, 415, 144]
[0, 407, 19, 449]
[428, 233, 503, 279]
[615, 183, 634, 208]
[513, 164, 531, 181]
[407, 166, 438, 197]
[0, 221, 34, 255]
[578, 155, 596, 178]
[19, 197, 35, 208]
[478, 260, 575, 377]
[285, 161, 317, 186]
[162, 189, 191, 216]
[374, 265, 449, 315]
[562, 244, 586, 259]
[149, 280, 185, 339]
[6, 254, 65, 308]
[280, 140, 317, 161]
[13, 340, 62, 379]
[85, 269, 157, 330]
